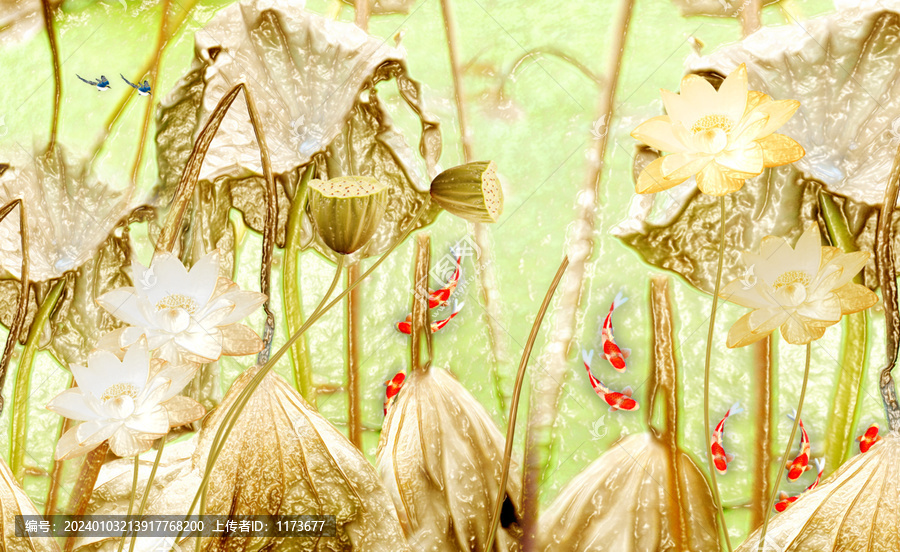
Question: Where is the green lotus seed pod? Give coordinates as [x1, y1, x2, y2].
[429, 161, 503, 223]
[307, 176, 389, 255]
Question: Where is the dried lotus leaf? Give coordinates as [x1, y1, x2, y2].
[1, 455, 61, 552]
[736, 433, 900, 551]
[538, 433, 720, 552]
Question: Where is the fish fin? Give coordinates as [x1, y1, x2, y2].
[729, 401, 743, 416]
[609, 405, 619, 412]
[621, 348, 631, 359]
[622, 386, 633, 397]
[778, 491, 789, 500]
[582, 349, 594, 367]
[725, 452, 734, 463]
[613, 292, 628, 309]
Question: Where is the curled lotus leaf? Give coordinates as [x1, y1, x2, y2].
[736, 432, 900, 551]
[0, 279, 37, 345]
[195, 366, 410, 551]
[537, 433, 720, 552]
[0, 146, 131, 282]
[687, 5, 900, 206]
[377, 367, 523, 552]
[155, 0, 442, 261]
[1, 455, 61, 552]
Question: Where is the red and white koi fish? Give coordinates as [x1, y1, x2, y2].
[383, 371, 406, 416]
[786, 411, 812, 481]
[711, 402, 743, 474]
[857, 423, 881, 453]
[601, 292, 631, 372]
[581, 350, 638, 412]
[428, 250, 462, 308]
[775, 458, 824, 512]
[396, 301, 465, 335]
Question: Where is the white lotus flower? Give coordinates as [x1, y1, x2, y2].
[96, 250, 266, 365]
[720, 223, 877, 347]
[47, 341, 203, 460]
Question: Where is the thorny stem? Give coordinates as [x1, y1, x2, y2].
[439, 0, 509, 417]
[0, 199, 29, 413]
[284, 167, 315, 404]
[117, 455, 141, 552]
[128, 437, 167, 552]
[875, 144, 900, 432]
[521, 0, 633, 545]
[484, 257, 568, 552]
[346, 263, 362, 448]
[41, 0, 60, 150]
[703, 196, 732, 552]
[9, 278, 65, 483]
[757, 344, 812, 551]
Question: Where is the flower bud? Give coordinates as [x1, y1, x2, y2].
[429, 161, 503, 223]
[308, 176, 389, 255]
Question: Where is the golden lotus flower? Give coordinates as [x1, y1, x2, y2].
[377, 367, 523, 551]
[720, 223, 877, 347]
[737, 432, 900, 551]
[1, 455, 61, 552]
[631, 64, 804, 196]
[537, 433, 720, 551]
[429, 161, 504, 223]
[307, 176, 389, 255]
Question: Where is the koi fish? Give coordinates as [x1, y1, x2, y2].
[581, 349, 638, 412]
[601, 292, 631, 372]
[396, 301, 465, 334]
[775, 458, 824, 512]
[383, 371, 406, 416]
[857, 423, 881, 453]
[428, 249, 462, 308]
[711, 402, 743, 474]
[786, 411, 812, 481]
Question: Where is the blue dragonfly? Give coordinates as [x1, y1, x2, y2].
[76, 74, 110, 91]
[121, 74, 151, 96]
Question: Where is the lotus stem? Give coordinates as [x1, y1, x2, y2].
[117, 454, 141, 552]
[0, 199, 30, 413]
[65, 441, 110, 552]
[758, 343, 811, 551]
[129, 0, 169, 185]
[10, 277, 65, 483]
[819, 192, 869, 472]
[354, 0, 370, 30]
[875, 145, 900, 432]
[739, 0, 762, 36]
[485, 256, 568, 552]
[40, 0, 60, 151]
[128, 437, 166, 552]
[284, 166, 315, 404]
[439, 0, 509, 416]
[44, 408, 71, 516]
[520, 0, 633, 544]
[346, 263, 362, 448]
[702, 196, 732, 552]
[411, 234, 432, 372]
[749, 336, 773, 530]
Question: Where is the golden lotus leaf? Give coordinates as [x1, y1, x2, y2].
[537, 433, 720, 551]
[737, 432, 900, 551]
[1, 455, 61, 552]
[377, 367, 523, 551]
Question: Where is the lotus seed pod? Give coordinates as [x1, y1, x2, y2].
[429, 161, 503, 223]
[307, 176, 389, 255]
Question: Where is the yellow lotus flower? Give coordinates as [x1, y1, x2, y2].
[631, 64, 804, 196]
[720, 223, 877, 347]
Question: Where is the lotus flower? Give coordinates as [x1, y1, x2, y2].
[0, 146, 130, 281]
[96, 250, 266, 365]
[46, 340, 204, 460]
[538, 433, 720, 551]
[720, 223, 877, 347]
[631, 64, 804, 196]
[1, 454, 61, 551]
[737, 432, 900, 551]
[377, 367, 523, 551]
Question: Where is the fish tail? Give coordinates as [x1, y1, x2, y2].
[582, 349, 594, 367]
[814, 458, 824, 473]
[613, 291, 628, 309]
[728, 401, 744, 416]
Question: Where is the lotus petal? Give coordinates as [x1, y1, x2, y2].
[1, 455, 61, 551]
[537, 433, 720, 552]
[737, 432, 900, 551]
[377, 367, 523, 552]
